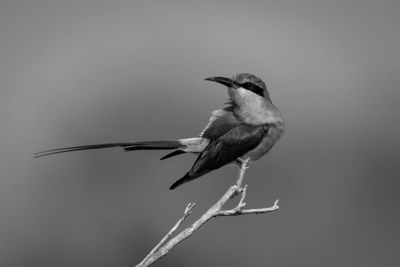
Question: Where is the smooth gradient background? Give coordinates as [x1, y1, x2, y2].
[1, 1, 399, 266]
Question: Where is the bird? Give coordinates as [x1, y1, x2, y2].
[35, 73, 285, 190]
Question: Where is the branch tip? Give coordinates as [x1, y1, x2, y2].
[184, 202, 196, 213]
[273, 199, 279, 208]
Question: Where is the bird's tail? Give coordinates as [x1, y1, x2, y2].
[34, 140, 184, 158]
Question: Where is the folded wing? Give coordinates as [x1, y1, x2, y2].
[169, 123, 268, 189]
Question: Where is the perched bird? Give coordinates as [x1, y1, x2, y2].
[35, 73, 285, 190]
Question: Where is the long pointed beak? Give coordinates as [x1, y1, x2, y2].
[205, 76, 239, 88]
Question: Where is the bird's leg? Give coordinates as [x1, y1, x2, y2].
[236, 157, 248, 165]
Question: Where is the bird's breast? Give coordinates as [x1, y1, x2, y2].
[243, 122, 284, 161]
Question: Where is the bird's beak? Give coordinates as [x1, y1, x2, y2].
[205, 76, 239, 89]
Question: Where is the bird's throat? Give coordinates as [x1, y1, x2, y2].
[232, 88, 282, 125]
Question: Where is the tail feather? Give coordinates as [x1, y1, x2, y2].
[124, 141, 182, 151]
[34, 140, 183, 158]
[160, 149, 186, 160]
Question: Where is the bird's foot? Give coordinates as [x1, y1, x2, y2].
[237, 157, 250, 168]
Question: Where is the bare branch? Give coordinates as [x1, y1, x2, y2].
[135, 159, 279, 267]
[216, 199, 280, 216]
[236, 157, 250, 187]
[236, 184, 248, 210]
[137, 203, 196, 266]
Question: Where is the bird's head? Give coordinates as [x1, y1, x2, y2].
[205, 73, 279, 125]
[205, 73, 271, 101]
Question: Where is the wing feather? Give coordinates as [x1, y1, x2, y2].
[192, 124, 266, 173]
[169, 123, 268, 189]
[199, 106, 235, 138]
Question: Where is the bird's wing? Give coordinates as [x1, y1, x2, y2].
[169, 123, 268, 189]
[199, 106, 235, 138]
[161, 108, 237, 161]
[193, 124, 267, 172]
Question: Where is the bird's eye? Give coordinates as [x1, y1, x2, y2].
[241, 82, 252, 89]
[241, 82, 264, 97]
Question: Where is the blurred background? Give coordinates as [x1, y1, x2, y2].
[1, 0, 399, 266]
